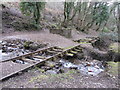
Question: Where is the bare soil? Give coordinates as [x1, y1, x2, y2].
[1, 61, 31, 79]
[1, 3, 118, 89]
[1, 30, 119, 89]
[2, 30, 78, 48]
[1, 66, 118, 88]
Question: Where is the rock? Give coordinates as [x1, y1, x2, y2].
[57, 68, 64, 74]
[1, 39, 47, 61]
[56, 62, 63, 67]
[76, 53, 84, 60]
[23, 41, 31, 49]
[38, 44, 47, 48]
[46, 70, 57, 74]
[29, 44, 38, 51]
[45, 61, 56, 68]
[70, 67, 78, 70]
[41, 66, 52, 71]
[109, 43, 119, 53]
[77, 61, 105, 76]
[63, 62, 78, 69]
[55, 65, 60, 69]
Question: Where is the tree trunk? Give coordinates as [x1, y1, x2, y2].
[36, 3, 40, 24]
[117, 4, 120, 41]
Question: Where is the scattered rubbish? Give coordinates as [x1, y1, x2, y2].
[78, 63, 104, 76]
[1, 39, 105, 76]
[59, 59, 104, 76]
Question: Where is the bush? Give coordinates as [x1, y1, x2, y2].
[99, 27, 118, 42]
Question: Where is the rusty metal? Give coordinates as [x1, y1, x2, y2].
[1, 44, 82, 81]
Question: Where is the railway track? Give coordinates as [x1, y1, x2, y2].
[73, 37, 98, 44]
[0, 44, 82, 81]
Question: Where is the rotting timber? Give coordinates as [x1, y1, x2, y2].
[1, 44, 83, 81]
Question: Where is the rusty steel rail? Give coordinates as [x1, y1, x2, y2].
[1, 46, 59, 63]
[0, 44, 82, 81]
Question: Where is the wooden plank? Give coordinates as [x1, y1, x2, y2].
[0, 44, 81, 81]
[52, 48, 63, 52]
[33, 55, 46, 59]
[21, 58, 37, 63]
[66, 53, 74, 56]
[73, 49, 82, 52]
[54, 47, 63, 49]
[70, 50, 78, 54]
[75, 47, 82, 50]
[47, 50, 58, 54]
[1, 47, 55, 63]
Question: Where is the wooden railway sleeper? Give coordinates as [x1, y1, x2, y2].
[21, 57, 37, 63]
[0, 45, 81, 81]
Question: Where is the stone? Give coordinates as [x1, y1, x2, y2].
[46, 70, 57, 74]
[57, 68, 64, 73]
[45, 61, 56, 68]
[41, 66, 51, 71]
[76, 53, 84, 60]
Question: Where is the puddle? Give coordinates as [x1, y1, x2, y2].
[60, 59, 104, 76]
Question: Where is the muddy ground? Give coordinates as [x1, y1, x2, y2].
[1, 67, 118, 88]
[1, 31, 119, 89]
[1, 3, 119, 89]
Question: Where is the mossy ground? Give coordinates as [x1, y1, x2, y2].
[107, 61, 119, 76]
[109, 43, 119, 53]
[29, 69, 77, 83]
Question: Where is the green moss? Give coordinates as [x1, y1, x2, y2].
[49, 70, 76, 82]
[70, 51, 77, 54]
[64, 46, 74, 50]
[45, 62, 55, 67]
[29, 70, 77, 84]
[23, 41, 31, 49]
[34, 67, 45, 73]
[51, 23, 60, 29]
[102, 27, 110, 33]
[66, 53, 74, 56]
[29, 74, 48, 83]
[107, 61, 119, 76]
[67, 69, 76, 74]
[109, 43, 119, 53]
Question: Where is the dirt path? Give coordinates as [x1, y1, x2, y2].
[1, 3, 118, 89]
[1, 31, 118, 89]
[2, 31, 78, 48]
[1, 67, 118, 88]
